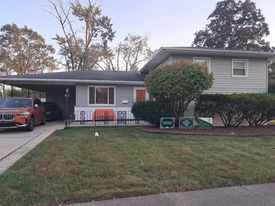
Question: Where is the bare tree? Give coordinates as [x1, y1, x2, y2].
[98, 34, 154, 71]
[48, 0, 115, 71]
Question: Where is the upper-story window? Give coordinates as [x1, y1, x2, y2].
[232, 59, 248, 77]
[88, 86, 115, 105]
[193, 57, 211, 72]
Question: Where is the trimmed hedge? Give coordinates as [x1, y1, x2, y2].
[195, 94, 275, 127]
[268, 83, 275, 93]
[131, 101, 173, 126]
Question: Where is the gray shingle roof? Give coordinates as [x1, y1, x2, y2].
[0, 70, 145, 82]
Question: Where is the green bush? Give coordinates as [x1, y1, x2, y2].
[195, 94, 275, 127]
[131, 101, 173, 126]
[240, 94, 275, 126]
[145, 62, 213, 123]
[195, 94, 244, 127]
[268, 83, 275, 93]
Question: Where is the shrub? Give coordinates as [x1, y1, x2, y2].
[268, 83, 275, 93]
[145, 62, 213, 123]
[131, 101, 173, 126]
[240, 94, 275, 126]
[195, 94, 244, 127]
[195, 94, 275, 127]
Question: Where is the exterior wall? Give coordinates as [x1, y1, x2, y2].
[76, 84, 143, 107]
[156, 56, 173, 69]
[168, 54, 268, 94]
[75, 84, 145, 121]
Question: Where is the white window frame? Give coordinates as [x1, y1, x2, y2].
[193, 57, 211, 72]
[133, 87, 149, 102]
[232, 59, 248, 77]
[87, 86, 116, 106]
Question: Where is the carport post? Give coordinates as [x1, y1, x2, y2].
[11, 86, 14, 97]
[65, 88, 70, 119]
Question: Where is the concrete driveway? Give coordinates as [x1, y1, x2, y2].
[68, 183, 275, 206]
[0, 121, 64, 174]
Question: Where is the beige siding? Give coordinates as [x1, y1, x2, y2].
[171, 55, 193, 63]
[207, 57, 267, 94]
[166, 55, 268, 94]
[76, 84, 87, 107]
[76, 84, 137, 107]
[156, 56, 173, 69]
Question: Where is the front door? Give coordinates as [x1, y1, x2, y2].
[136, 89, 146, 102]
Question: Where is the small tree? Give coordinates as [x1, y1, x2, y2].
[145, 62, 213, 122]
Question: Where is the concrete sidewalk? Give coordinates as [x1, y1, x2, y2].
[68, 183, 275, 206]
[0, 122, 64, 174]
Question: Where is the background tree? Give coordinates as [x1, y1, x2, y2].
[49, 0, 115, 71]
[99, 34, 154, 71]
[0, 23, 56, 75]
[145, 62, 213, 122]
[193, 0, 274, 51]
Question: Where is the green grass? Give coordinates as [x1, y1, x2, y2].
[1, 127, 275, 206]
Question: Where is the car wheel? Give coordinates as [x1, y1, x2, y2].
[40, 115, 46, 125]
[26, 117, 34, 131]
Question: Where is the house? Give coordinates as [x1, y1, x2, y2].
[0, 47, 274, 121]
[268, 59, 275, 84]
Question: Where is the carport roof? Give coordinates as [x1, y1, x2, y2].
[0, 70, 145, 87]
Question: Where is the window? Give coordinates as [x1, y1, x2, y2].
[232, 59, 248, 77]
[193, 57, 211, 72]
[88, 86, 115, 105]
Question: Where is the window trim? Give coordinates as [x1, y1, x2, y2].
[133, 87, 149, 102]
[232, 59, 249, 77]
[193, 57, 211, 72]
[87, 86, 116, 106]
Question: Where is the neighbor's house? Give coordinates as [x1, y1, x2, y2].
[0, 47, 274, 121]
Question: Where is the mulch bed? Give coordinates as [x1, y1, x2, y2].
[139, 124, 275, 137]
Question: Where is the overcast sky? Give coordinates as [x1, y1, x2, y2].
[0, 0, 274, 51]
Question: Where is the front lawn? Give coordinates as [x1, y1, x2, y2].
[1, 127, 275, 205]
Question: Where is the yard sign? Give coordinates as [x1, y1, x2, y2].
[198, 117, 213, 129]
[160, 117, 175, 129]
[179, 117, 193, 129]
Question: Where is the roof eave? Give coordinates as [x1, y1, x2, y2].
[0, 78, 145, 86]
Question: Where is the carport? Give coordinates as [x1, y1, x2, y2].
[0, 72, 76, 118]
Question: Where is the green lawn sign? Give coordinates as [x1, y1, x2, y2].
[160, 117, 175, 129]
[198, 117, 213, 129]
[179, 117, 193, 129]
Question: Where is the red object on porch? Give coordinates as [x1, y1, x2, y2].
[93, 109, 115, 121]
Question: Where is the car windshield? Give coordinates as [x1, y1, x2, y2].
[0, 98, 32, 108]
